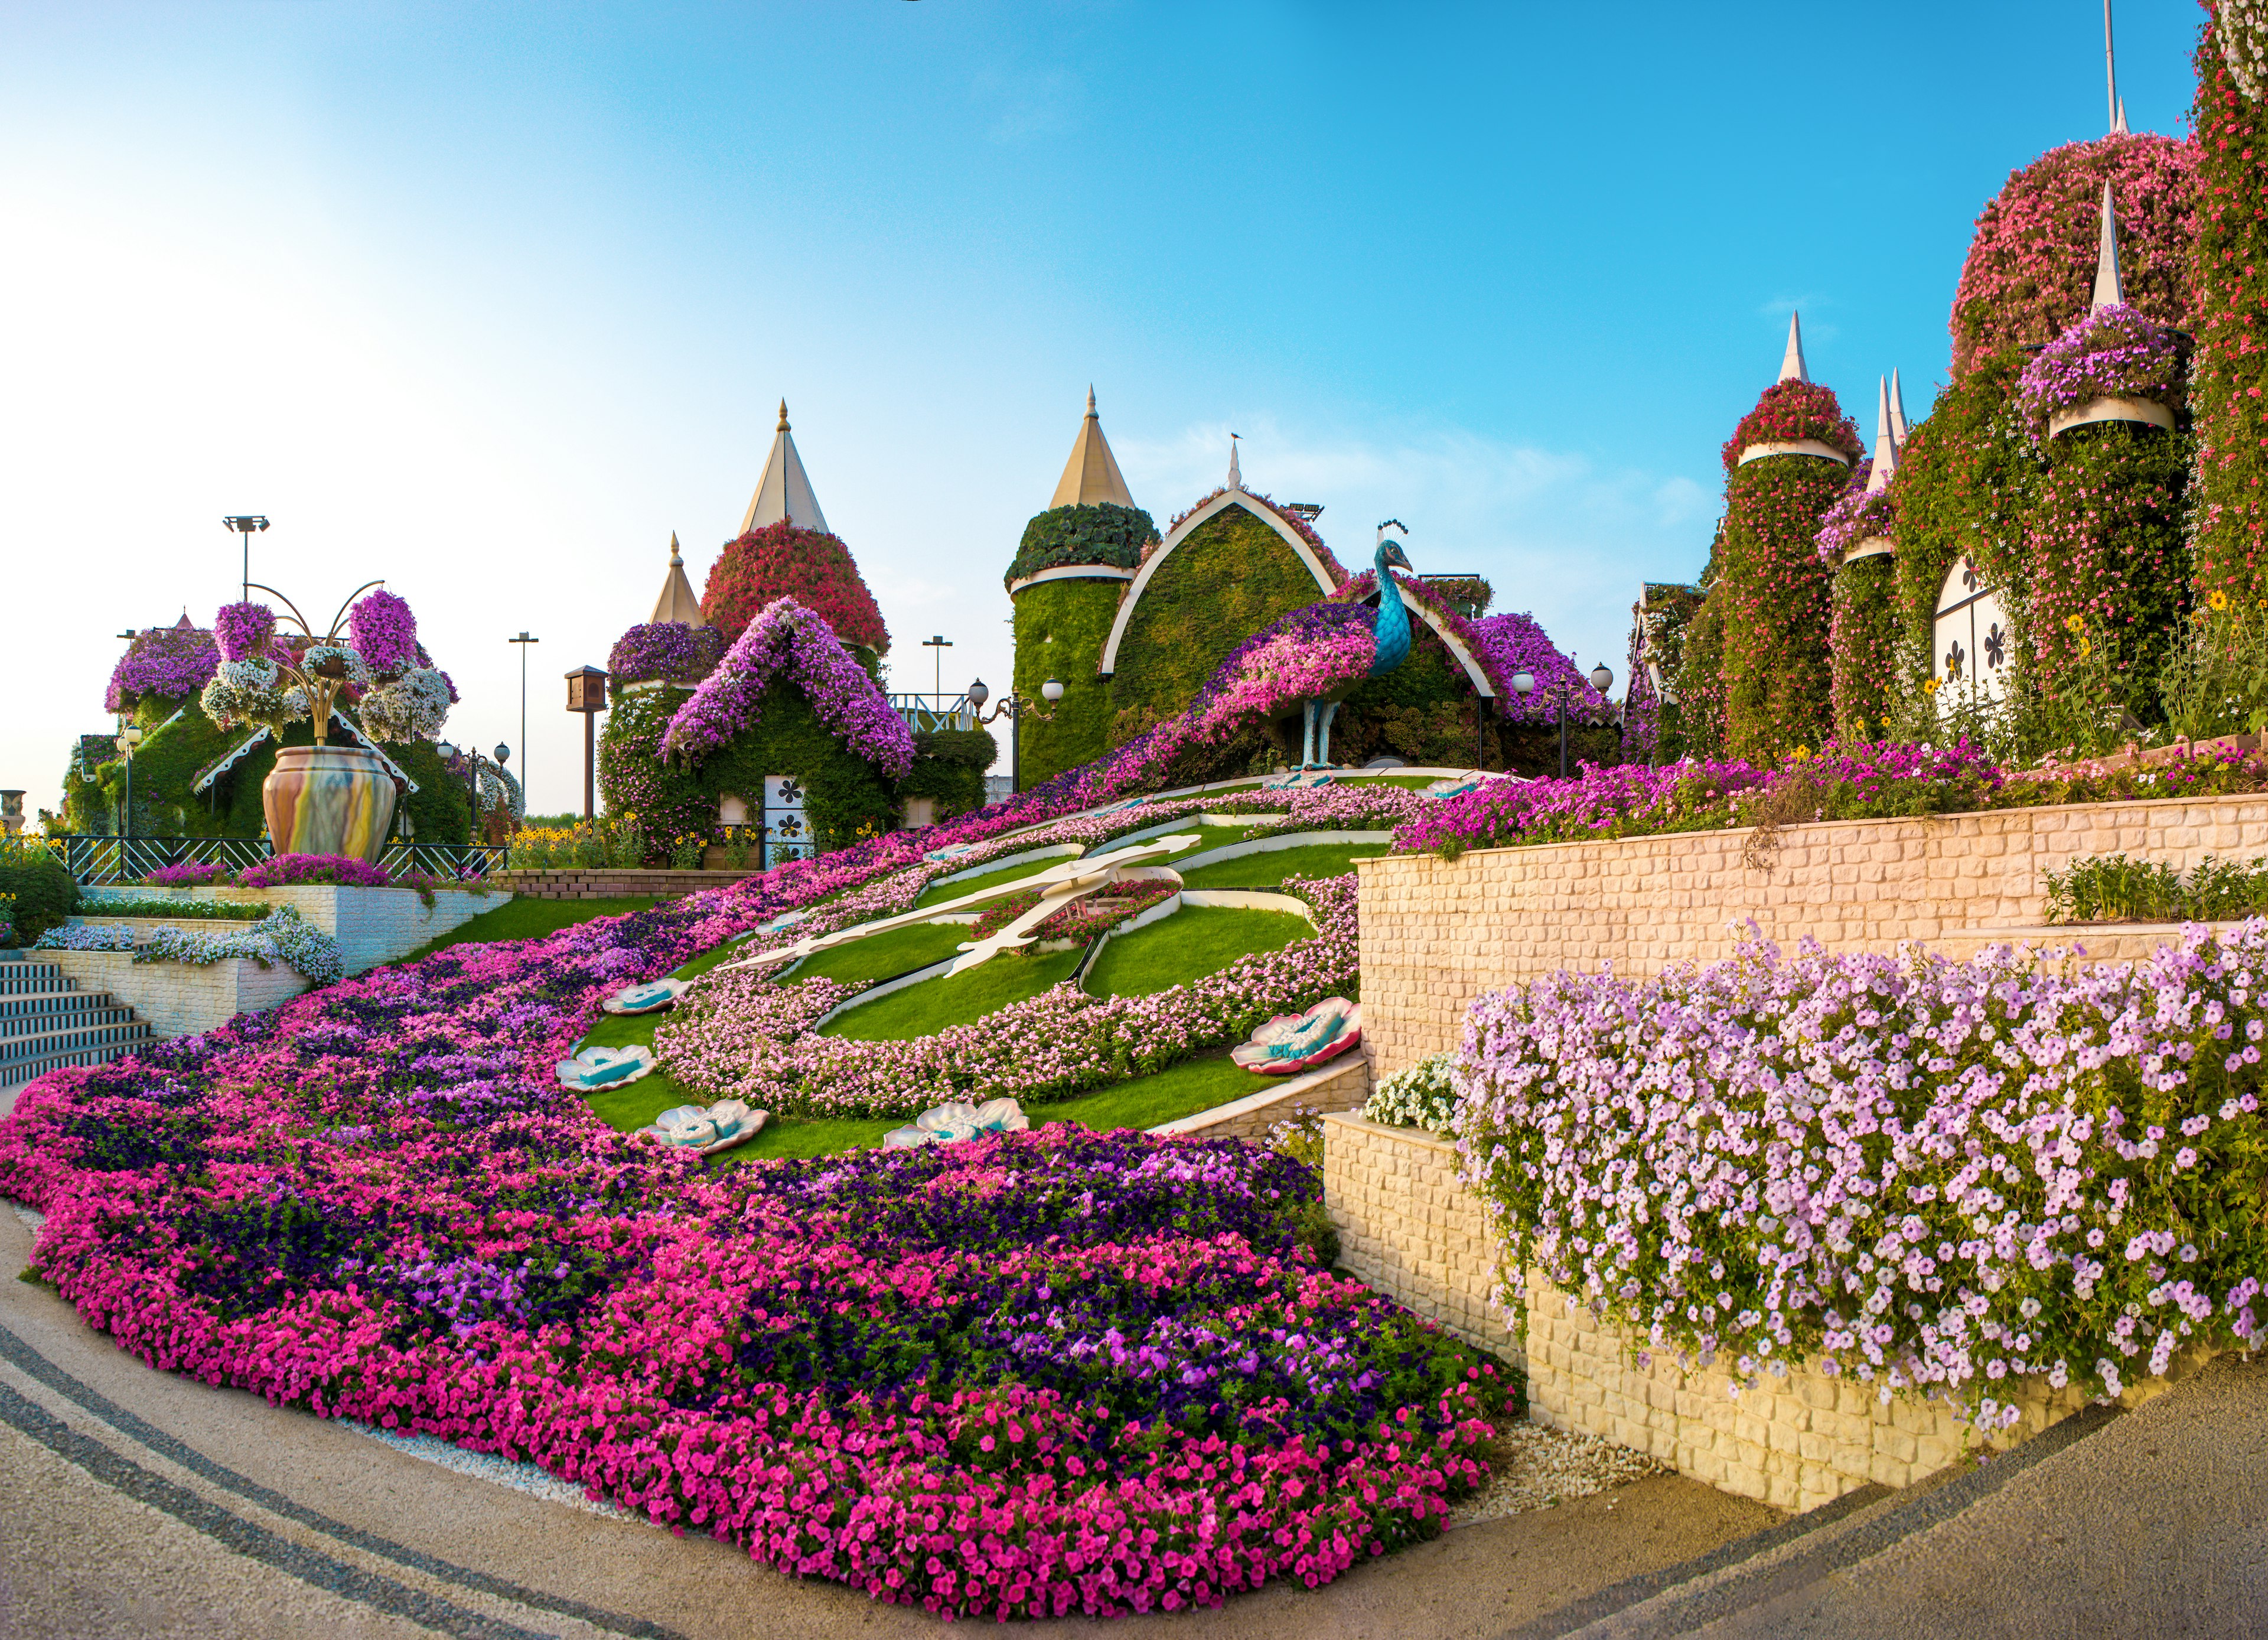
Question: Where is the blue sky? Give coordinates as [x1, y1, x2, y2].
[0, 1, 2202, 815]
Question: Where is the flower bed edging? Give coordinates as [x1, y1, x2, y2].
[81, 883, 502, 975]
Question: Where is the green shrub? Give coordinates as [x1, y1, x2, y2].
[2044, 852, 2268, 923]
[898, 726, 998, 822]
[0, 842, 78, 946]
[1006, 502, 1157, 587]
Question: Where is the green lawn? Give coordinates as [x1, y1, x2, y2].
[821, 948, 1083, 1040]
[794, 919, 972, 987]
[1027, 1052, 1279, 1130]
[914, 854, 1070, 909]
[1084, 906, 1308, 998]
[395, 895, 661, 965]
[1176, 842, 1387, 891]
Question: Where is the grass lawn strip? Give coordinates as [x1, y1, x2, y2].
[1176, 841, 1389, 890]
[790, 918, 972, 987]
[1084, 905, 1309, 998]
[820, 948, 1083, 1039]
[912, 851, 1075, 909]
[391, 895, 660, 965]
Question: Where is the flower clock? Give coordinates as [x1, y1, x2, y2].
[0, 764, 1502, 1618]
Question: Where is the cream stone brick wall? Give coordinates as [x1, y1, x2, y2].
[1358, 792, 2268, 1078]
[47, 950, 308, 1039]
[1321, 1113, 1522, 1371]
[1325, 1113, 2212, 1512]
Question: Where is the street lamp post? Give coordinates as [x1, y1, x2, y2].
[221, 516, 269, 602]
[1509, 662, 1616, 779]
[115, 722, 144, 877]
[921, 635, 953, 717]
[967, 678, 1062, 798]
[509, 632, 538, 808]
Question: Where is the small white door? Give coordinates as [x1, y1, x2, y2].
[762, 775, 810, 865]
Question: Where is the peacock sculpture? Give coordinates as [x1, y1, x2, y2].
[1287, 523, 1415, 767]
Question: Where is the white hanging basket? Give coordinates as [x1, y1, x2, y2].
[1736, 439, 1852, 468]
[1840, 536, 1895, 564]
[2048, 396, 2177, 440]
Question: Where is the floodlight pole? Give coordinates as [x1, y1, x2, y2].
[510, 632, 539, 807]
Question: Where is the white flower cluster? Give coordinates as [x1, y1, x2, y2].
[1361, 1050, 1461, 1134]
[2225, 0, 2268, 100]
[358, 666, 453, 743]
[200, 659, 309, 734]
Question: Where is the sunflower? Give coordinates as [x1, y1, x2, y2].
[2065, 613, 2087, 634]
[1923, 678, 1941, 695]
[2211, 589, 2231, 611]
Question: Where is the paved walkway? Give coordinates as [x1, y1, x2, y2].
[0, 1208, 1775, 1639]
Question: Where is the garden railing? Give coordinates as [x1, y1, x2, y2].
[44, 835, 510, 885]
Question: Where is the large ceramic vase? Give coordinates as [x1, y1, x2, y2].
[263, 745, 396, 863]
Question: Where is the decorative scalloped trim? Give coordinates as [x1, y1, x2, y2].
[1736, 439, 1853, 467]
[2047, 395, 2176, 438]
[1006, 564, 1136, 596]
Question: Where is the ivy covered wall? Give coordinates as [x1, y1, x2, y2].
[1829, 556, 1900, 740]
[1718, 453, 1851, 757]
[1010, 576, 1119, 789]
[2191, 5, 2268, 602]
[598, 681, 897, 857]
[1106, 502, 1331, 737]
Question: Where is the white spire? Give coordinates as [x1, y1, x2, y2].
[1889, 369, 1911, 448]
[2113, 96, 2129, 135]
[1227, 432, 1243, 490]
[738, 399, 830, 536]
[1047, 386, 1136, 509]
[1778, 312, 1810, 385]
[1866, 377, 1898, 495]
[2091, 181, 2125, 313]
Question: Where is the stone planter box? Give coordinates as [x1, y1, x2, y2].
[1357, 790, 2268, 1079]
[44, 949, 308, 1040]
[79, 884, 505, 976]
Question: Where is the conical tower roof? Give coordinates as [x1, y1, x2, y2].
[1889, 369, 1911, 448]
[1048, 388, 1137, 510]
[649, 532, 708, 627]
[2091, 180, 2125, 312]
[739, 400, 829, 535]
[1778, 313, 1810, 384]
[1866, 377, 1898, 494]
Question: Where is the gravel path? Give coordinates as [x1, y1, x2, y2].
[1451, 1421, 1667, 1528]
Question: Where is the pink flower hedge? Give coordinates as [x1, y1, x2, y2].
[662, 597, 915, 779]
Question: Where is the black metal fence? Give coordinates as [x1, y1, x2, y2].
[44, 835, 510, 885]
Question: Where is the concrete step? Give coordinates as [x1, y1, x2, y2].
[0, 951, 157, 1092]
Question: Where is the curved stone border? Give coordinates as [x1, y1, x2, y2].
[1145, 1048, 1369, 1140]
[1171, 830, 1395, 876]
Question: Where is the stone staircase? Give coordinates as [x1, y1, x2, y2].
[0, 951, 156, 1107]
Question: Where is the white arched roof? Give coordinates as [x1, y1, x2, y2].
[1358, 584, 1496, 700]
[1099, 490, 1338, 676]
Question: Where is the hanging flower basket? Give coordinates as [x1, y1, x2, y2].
[2019, 304, 2186, 444]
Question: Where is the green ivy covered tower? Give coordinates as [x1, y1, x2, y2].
[1008, 390, 1157, 787]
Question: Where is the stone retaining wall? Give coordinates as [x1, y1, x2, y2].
[46, 950, 308, 1039]
[1321, 1113, 1522, 1371]
[1357, 792, 2268, 1078]
[1324, 1112, 2207, 1514]
[488, 868, 763, 901]
[80, 885, 504, 976]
